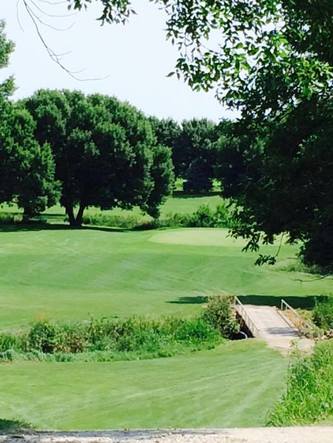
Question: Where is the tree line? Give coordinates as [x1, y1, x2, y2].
[150, 117, 234, 193]
[1, 83, 174, 226]
[0, 21, 172, 227]
[0, 21, 236, 227]
[4, 0, 333, 271]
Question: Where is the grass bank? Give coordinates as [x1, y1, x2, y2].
[0, 341, 286, 430]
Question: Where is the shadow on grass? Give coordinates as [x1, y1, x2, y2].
[168, 294, 328, 308]
[0, 222, 125, 234]
[0, 418, 33, 433]
[239, 294, 329, 309]
[168, 296, 208, 304]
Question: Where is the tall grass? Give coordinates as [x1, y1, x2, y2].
[313, 298, 333, 332]
[82, 203, 234, 230]
[0, 213, 20, 224]
[268, 340, 333, 425]
[0, 296, 238, 362]
[82, 213, 141, 229]
[0, 316, 222, 362]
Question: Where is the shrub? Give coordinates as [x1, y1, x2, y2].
[202, 295, 240, 338]
[0, 315, 222, 361]
[26, 320, 61, 353]
[188, 205, 215, 227]
[0, 333, 22, 352]
[268, 340, 333, 425]
[140, 204, 234, 230]
[0, 418, 33, 433]
[0, 212, 20, 224]
[172, 317, 219, 343]
[82, 213, 141, 229]
[312, 298, 333, 332]
[188, 203, 233, 228]
[80, 202, 234, 230]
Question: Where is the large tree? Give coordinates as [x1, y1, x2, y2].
[148, 117, 181, 175]
[64, 0, 333, 268]
[218, 98, 333, 269]
[24, 90, 174, 226]
[0, 102, 59, 220]
[0, 22, 59, 218]
[150, 116, 227, 192]
[0, 21, 14, 99]
[176, 119, 217, 179]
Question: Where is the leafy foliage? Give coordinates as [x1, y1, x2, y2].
[313, 298, 333, 332]
[174, 118, 218, 179]
[81, 202, 233, 230]
[268, 339, 333, 425]
[150, 116, 233, 193]
[217, 99, 333, 268]
[0, 20, 14, 99]
[0, 23, 59, 216]
[202, 295, 240, 339]
[184, 158, 213, 193]
[0, 315, 222, 362]
[23, 90, 174, 226]
[144, 144, 174, 218]
[67, 1, 333, 115]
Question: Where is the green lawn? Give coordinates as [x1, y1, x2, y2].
[0, 341, 287, 430]
[0, 212, 331, 430]
[0, 226, 331, 330]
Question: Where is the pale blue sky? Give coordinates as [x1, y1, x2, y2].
[1, 0, 236, 122]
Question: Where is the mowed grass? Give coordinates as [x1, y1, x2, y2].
[0, 226, 331, 330]
[0, 341, 287, 429]
[0, 197, 329, 430]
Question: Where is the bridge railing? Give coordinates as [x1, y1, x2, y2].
[234, 296, 260, 337]
[280, 299, 312, 335]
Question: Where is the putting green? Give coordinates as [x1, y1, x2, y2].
[0, 226, 331, 330]
[150, 228, 249, 247]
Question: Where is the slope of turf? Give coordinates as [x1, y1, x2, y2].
[0, 227, 331, 330]
[0, 341, 287, 430]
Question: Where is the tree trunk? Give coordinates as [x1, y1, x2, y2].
[65, 203, 86, 227]
[22, 209, 30, 223]
[75, 203, 86, 227]
[65, 205, 76, 227]
[22, 207, 35, 223]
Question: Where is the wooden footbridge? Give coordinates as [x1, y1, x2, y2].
[234, 297, 313, 354]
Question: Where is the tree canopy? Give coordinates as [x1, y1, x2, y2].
[149, 117, 220, 181]
[149, 117, 234, 193]
[24, 90, 174, 226]
[67, 1, 333, 113]
[218, 98, 333, 269]
[0, 22, 59, 217]
[0, 20, 14, 99]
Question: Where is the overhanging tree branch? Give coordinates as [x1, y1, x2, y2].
[20, 0, 109, 81]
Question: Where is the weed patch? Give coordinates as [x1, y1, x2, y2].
[0, 316, 224, 362]
[82, 204, 234, 230]
[313, 298, 333, 332]
[268, 340, 333, 425]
